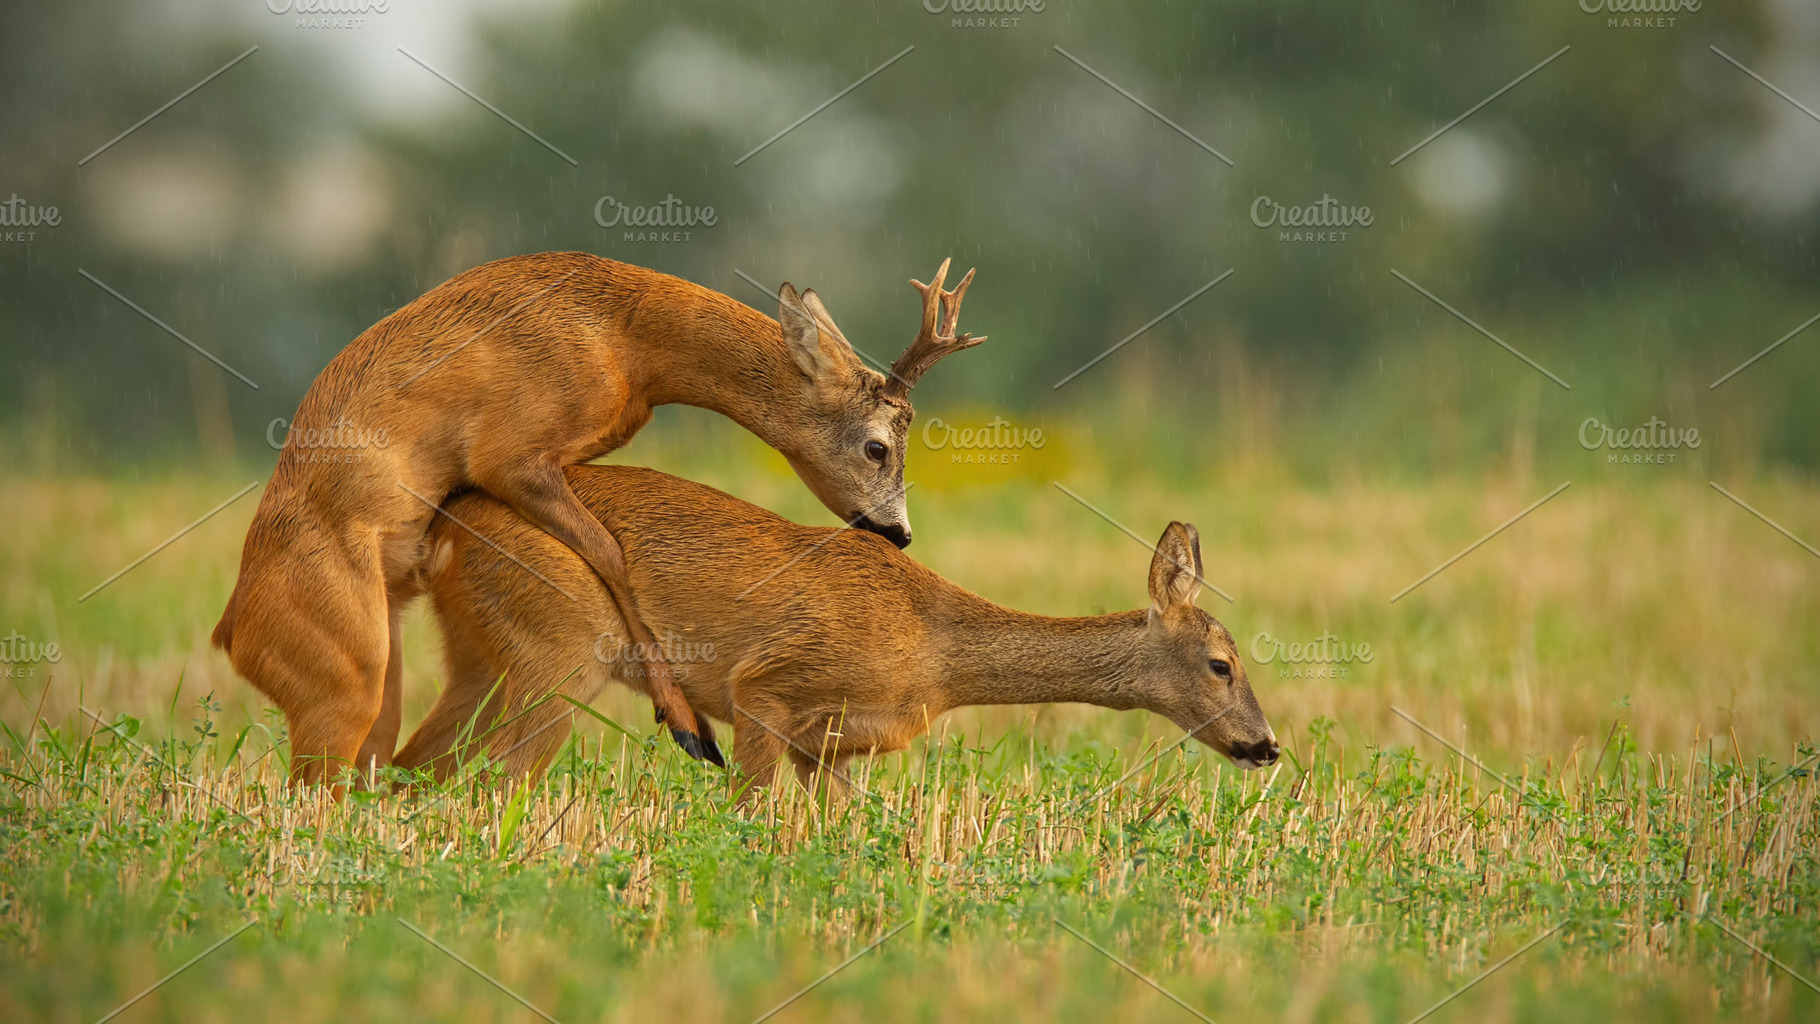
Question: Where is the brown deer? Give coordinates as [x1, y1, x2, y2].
[213, 252, 982, 783]
[392, 464, 1280, 791]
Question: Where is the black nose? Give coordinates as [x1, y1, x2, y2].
[1238, 738, 1280, 765]
[853, 516, 911, 549]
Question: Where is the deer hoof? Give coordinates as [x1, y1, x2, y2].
[669, 727, 705, 761]
[667, 727, 727, 767]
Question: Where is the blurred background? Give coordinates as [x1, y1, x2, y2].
[1, 0, 1816, 760]
[3, 0, 1819, 471]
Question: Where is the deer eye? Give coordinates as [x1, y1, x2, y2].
[1210, 659, 1233, 680]
[864, 440, 888, 463]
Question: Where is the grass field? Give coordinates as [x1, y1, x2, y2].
[3, 417, 1817, 1022]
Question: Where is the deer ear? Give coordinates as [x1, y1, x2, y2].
[778, 282, 824, 378]
[799, 289, 860, 365]
[1147, 521, 1203, 614]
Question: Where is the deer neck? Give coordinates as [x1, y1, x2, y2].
[935, 603, 1151, 714]
[628, 289, 809, 456]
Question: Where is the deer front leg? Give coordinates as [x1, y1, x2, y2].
[474, 459, 723, 767]
[733, 697, 855, 801]
[787, 712, 857, 800]
[731, 714, 788, 806]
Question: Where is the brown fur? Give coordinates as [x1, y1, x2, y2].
[394, 465, 1280, 793]
[214, 252, 976, 783]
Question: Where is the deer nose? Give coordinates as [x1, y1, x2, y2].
[854, 516, 911, 549]
[1239, 738, 1280, 766]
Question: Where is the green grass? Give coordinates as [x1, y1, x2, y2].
[2, 706, 1815, 1022]
[2, 416, 1817, 1021]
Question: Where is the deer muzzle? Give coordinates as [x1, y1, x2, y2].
[1228, 735, 1281, 770]
[854, 515, 911, 549]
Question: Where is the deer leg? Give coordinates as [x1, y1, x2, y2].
[786, 744, 854, 799]
[393, 623, 502, 783]
[814, 753, 860, 802]
[353, 602, 407, 778]
[478, 649, 596, 782]
[227, 536, 390, 791]
[787, 711, 854, 794]
[732, 716, 787, 804]
[493, 699, 579, 782]
[475, 460, 723, 767]
[272, 643, 385, 791]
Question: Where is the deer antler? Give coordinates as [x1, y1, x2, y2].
[885, 258, 984, 400]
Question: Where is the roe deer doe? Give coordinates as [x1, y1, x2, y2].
[393, 465, 1280, 791]
[213, 253, 981, 783]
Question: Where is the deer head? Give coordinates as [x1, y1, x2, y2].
[773, 259, 983, 549]
[1139, 522, 1280, 769]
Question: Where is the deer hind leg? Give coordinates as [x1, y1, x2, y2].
[353, 599, 409, 778]
[475, 644, 600, 784]
[403, 676, 591, 788]
[393, 617, 504, 783]
[227, 540, 390, 790]
[399, 538, 614, 786]
[490, 695, 583, 783]
[473, 458, 723, 767]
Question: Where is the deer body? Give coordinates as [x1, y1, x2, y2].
[215, 252, 982, 783]
[394, 465, 1280, 790]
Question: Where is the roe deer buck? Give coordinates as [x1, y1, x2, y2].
[392, 465, 1280, 791]
[213, 252, 982, 783]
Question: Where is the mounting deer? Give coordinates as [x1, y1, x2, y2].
[212, 252, 982, 783]
[392, 464, 1280, 791]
